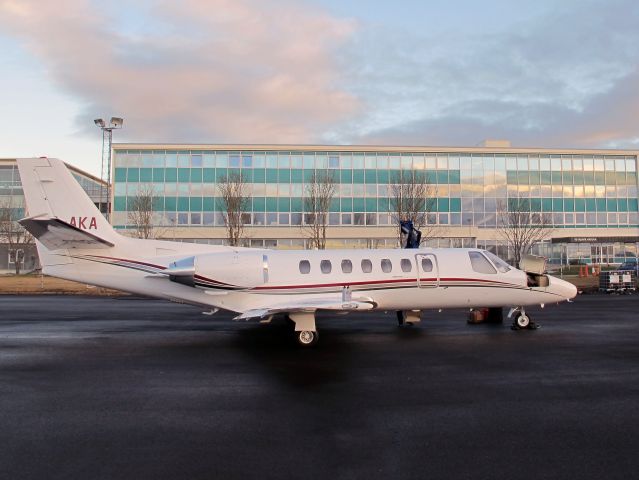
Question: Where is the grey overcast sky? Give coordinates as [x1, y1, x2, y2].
[1, 0, 638, 175]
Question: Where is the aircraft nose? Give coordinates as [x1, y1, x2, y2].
[548, 275, 578, 301]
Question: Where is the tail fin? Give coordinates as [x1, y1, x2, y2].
[16, 158, 120, 249]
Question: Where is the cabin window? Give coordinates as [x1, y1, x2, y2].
[299, 260, 311, 274]
[484, 251, 511, 273]
[381, 259, 392, 273]
[400, 259, 412, 272]
[361, 259, 372, 273]
[320, 260, 332, 274]
[341, 259, 353, 273]
[469, 251, 497, 274]
[421, 258, 433, 272]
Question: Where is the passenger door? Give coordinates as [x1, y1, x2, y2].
[415, 253, 439, 288]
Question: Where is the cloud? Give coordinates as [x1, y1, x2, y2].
[2, 0, 638, 150]
[351, 67, 639, 150]
[337, 0, 639, 148]
[0, 0, 359, 144]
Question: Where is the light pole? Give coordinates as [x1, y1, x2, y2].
[94, 117, 123, 222]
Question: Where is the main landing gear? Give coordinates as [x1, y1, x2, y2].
[289, 312, 319, 347]
[508, 307, 538, 330]
[396, 310, 422, 327]
[297, 330, 319, 346]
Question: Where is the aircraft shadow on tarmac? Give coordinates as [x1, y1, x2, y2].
[229, 313, 432, 388]
[231, 318, 355, 388]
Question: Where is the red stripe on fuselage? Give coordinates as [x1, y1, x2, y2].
[78, 255, 523, 292]
[81, 255, 167, 271]
[252, 276, 519, 291]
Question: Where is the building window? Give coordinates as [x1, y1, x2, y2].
[203, 213, 215, 225]
[266, 213, 278, 225]
[400, 259, 412, 272]
[381, 259, 392, 273]
[469, 252, 497, 274]
[341, 259, 353, 273]
[290, 213, 302, 226]
[361, 259, 372, 273]
[254, 213, 265, 226]
[299, 260, 311, 274]
[320, 260, 332, 274]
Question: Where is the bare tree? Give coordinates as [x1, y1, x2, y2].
[389, 170, 436, 245]
[127, 184, 156, 239]
[0, 199, 33, 274]
[302, 171, 336, 250]
[497, 199, 553, 267]
[218, 172, 249, 247]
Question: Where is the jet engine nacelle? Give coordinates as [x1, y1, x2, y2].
[165, 251, 265, 290]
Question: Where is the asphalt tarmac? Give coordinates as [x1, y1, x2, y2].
[1, 294, 638, 480]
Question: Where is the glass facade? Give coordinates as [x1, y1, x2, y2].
[110, 146, 639, 263]
[0, 159, 108, 271]
[71, 172, 108, 207]
[0, 162, 24, 217]
[1, 160, 107, 221]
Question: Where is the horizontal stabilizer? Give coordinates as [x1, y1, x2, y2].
[19, 215, 114, 250]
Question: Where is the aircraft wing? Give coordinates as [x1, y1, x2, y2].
[19, 215, 115, 250]
[233, 297, 376, 320]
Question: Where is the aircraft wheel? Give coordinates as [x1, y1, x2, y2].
[515, 313, 530, 329]
[297, 330, 318, 346]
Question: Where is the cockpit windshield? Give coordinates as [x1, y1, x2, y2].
[484, 251, 511, 273]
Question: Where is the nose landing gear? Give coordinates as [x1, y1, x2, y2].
[508, 307, 539, 330]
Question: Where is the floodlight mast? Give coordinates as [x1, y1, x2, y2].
[94, 117, 123, 222]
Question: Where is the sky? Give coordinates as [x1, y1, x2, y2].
[1, 0, 638, 176]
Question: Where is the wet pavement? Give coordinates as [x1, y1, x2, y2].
[1, 294, 638, 479]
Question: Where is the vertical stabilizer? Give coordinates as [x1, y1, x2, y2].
[16, 158, 120, 249]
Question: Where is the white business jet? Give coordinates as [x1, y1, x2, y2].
[16, 158, 577, 346]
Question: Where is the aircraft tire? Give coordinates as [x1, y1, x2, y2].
[297, 330, 319, 346]
[515, 313, 530, 329]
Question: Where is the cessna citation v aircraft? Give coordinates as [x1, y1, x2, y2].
[17, 158, 577, 346]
